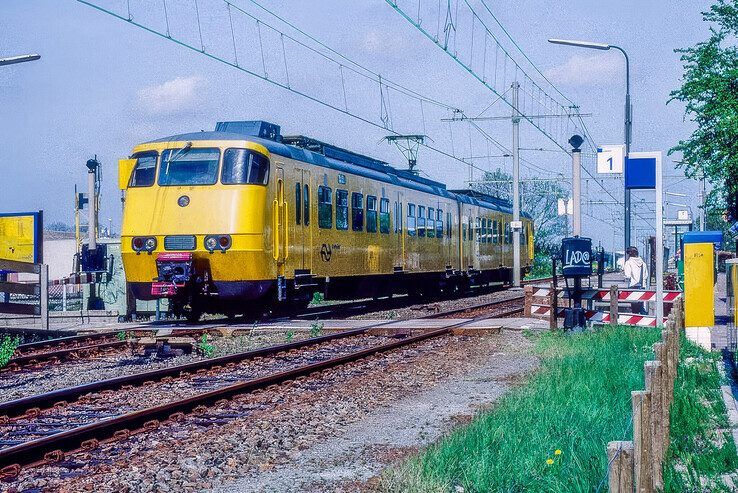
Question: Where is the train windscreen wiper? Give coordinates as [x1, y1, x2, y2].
[163, 141, 193, 176]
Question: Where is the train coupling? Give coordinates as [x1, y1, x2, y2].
[152, 252, 195, 297]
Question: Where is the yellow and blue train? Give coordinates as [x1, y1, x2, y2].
[118, 121, 534, 320]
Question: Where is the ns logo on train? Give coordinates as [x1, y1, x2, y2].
[320, 244, 341, 262]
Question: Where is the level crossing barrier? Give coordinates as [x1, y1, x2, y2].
[524, 285, 681, 328]
[0, 259, 49, 329]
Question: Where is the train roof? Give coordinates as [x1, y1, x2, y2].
[144, 122, 530, 218]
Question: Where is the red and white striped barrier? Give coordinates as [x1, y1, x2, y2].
[530, 305, 666, 327]
[529, 287, 681, 304]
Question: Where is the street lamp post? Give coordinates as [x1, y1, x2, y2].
[548, 39, 631, 254]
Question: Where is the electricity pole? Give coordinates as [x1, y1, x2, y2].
[512, 82, 521, 288]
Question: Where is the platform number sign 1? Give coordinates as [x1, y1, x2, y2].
[596, 145, 625, 174]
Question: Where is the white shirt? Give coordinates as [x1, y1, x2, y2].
[623, 257, 648, 288]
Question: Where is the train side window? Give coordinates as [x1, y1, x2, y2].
[407, 203, 416, 236]
[479, 218, 485, 244]
[129, 151, 158, 187]
[222, 148, 269, 185]
[427, 208, 435, 238]
[336, 189, 349, 230]
[446, 212, 451, 237]
[351, 192, 364, 232]
[417, 206, 426, 237]
[295, 184, 302, 225]
[462, 222, 467, 241]
[504, 223, 511, 244]
[318, 186, 332, 229]
[394, 202, 399, 233]
[303, 184, 310, 226]
[436, 209, 443, 238]
[379, 198, 390, 234]
[491, 220, 497, 244]
[367, 195, 378, 233]
[469, 217, 474, 242]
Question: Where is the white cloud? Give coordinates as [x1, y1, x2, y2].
[544, 52, 625, 86]
[137, 76, 205, 115]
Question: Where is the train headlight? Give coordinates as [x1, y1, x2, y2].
[145, 237, 157, 252]
[204, 236, 218, 252]
[204, 235, 231, 253]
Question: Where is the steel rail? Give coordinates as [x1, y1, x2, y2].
[420, 295, 525, 319]
[13, 331, 125, 355]
[0, 327, 370, 419]
[0, 326, 452, 473]
[3, 341, 129, 371]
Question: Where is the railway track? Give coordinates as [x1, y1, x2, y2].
[0, 297, 524, 478]
[2, 282, 539, 372]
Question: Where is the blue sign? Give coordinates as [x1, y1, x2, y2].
[625, 156, 656, 189]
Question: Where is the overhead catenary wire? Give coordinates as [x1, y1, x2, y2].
[76, 0, 538, 181]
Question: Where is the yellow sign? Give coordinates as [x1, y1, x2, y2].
[684, 242, 714, 327]
[0, 214, 40, 263]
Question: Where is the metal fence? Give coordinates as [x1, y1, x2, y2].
[0, 259, 49, 329]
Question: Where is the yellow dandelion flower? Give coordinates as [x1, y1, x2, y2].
[554, 449, 562, 456]
[546, 458, 554, 465]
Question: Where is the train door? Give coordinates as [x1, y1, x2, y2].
[293, 168, 313, 271]
[272, 165, 286, 279]
[395, 191, 405, 270]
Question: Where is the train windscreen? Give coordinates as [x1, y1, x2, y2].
[159, 148, 220, 186]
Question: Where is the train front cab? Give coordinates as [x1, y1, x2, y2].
[118, 137, 277, 318]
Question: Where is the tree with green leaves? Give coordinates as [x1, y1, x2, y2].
[474, 168, 569, 253]
[669, 0, 738, 236]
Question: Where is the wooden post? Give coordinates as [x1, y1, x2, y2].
[633, 390, 653, 493]
[608, 441, 635, 493]
[644, 361, 664, 489]
[610, 285, 619, 327]
[524, 285, 533, 317]
[550, 281, 558, 330]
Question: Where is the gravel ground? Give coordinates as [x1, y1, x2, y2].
[348, 289, 525, 321]
[0, 331, 311, 403]
[8, 330, 538, 493]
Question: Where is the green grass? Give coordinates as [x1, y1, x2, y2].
[0, 336, 19, 368]
[381, 326, 661, 493]
[663, 338, 738, 492]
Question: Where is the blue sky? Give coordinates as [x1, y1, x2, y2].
[1, 0, 712, 250]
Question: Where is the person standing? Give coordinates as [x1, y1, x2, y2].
[624, 246, 649, 315]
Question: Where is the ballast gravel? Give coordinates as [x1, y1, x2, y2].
[8, 330, 538, 493]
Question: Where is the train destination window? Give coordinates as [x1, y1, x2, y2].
[303, 184, 310, 226]
[318, 186, 332, 229]
[427, 208, 435, 238]
[336, 189, 349, 230]
[129, 151, 157, 187]
[366, 195, 378, 233]
[351, 192, 364, 232]
[159, 147, 219, 186]
[295, 184, 302, 225]
[379, 198, 390, 234]
[407, 203, 416, 236]
[436, 209, 443, 238]
[221, 148, 269, 185]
